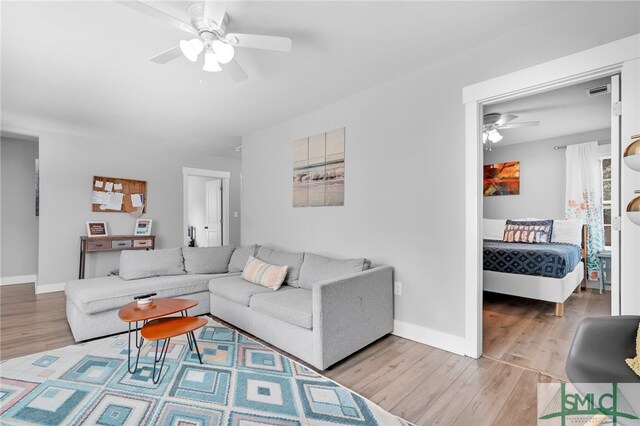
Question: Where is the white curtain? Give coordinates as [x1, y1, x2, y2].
[565, 141, 605, 280]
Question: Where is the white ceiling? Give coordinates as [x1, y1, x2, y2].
[2, 1, 639, 157]
[485, 76, 613, 146]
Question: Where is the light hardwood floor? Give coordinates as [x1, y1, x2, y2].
[483, 288, 611, 382]
[1, 283, 607, 425]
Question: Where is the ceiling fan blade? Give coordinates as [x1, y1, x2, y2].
[495, 114, 518, 126]
[226, 33, 292, 52]
[226, 59, 248, 82]
[500, 121, 540, 129]
[149, 45, 182, 64]
[203, 1, 228, 30]
[115, 1, 197, 35]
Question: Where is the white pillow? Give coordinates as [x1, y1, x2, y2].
[483, 218, 507, 240]
[552, 219, 583, 245]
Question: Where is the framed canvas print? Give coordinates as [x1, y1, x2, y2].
[134, 219, 152, 236]
[86, 221, 108, 237]
[483, 161, 520, 196]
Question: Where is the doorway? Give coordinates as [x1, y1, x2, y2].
[462, 35, 640, 359]
[480, 76, 615, 380]
[182, 167, 230, 247]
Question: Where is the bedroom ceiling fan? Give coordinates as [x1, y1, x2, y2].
[116, 1, 293, 81]
[482, 113, 540, 149]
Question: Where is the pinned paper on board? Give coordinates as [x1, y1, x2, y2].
[131, 194, 144, 208]
[105, 192, 124, 210]
[91, 191, 108, 204]
[91, 176, 147, 213]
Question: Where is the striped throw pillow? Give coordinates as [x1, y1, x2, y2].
[241, 256, 288, 290]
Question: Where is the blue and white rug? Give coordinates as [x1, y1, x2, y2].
[0, 317, 410, 425]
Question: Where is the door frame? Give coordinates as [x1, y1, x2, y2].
[462, 34, 640, 358]
[182, 167, 230, 246]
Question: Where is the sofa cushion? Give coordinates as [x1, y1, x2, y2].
[250, 289, 312, 330]
[228, 245, 259, 273]
[119, 247, 185, 280]
[66, 274, 220, 314]
[256, 246, 304, 287]
[242, 256, 288, 290]
[183, 246, 235, 274]
[209, 275, 294, 306]
[298, 253, 368, 289]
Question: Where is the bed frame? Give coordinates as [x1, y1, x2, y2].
[483, 225, 588, 317]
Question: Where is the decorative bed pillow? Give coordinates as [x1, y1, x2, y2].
[503, 219, 553, 244]
[483, 218, 507, 240]
[551, 219, 583, 246]
[241, 256, 288, 290]
[228, 244, 259, 273]
[182, 246, 235, 274]
[625, 323, 640, 377]
[119, 247, 185, 280]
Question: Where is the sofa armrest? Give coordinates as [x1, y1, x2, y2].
[312, 266, 394, 369]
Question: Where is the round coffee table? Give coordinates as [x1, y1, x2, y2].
[142, 316, 208, 383]
[118, 298, 199, 373]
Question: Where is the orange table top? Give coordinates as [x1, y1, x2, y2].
[141, 317, 208, 341]
[118, 298, 198, 322]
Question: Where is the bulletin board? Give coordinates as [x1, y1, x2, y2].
[91, 176, 147, 213]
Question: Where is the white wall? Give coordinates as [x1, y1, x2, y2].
[36, 131, 241, 290]
[187, 175, 219, 247]
[484, 129, 611, 220]
[241, 29, 638, 340]
[1, 137, 39, 279]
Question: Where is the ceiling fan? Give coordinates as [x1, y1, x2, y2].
[117, 1, 293, 81]
[482, 113, 539, 146]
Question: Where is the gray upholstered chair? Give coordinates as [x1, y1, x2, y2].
[566, 316, 640, 383]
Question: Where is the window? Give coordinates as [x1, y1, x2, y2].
[600, 156, 611, 248]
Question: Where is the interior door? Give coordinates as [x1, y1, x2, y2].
[610, 74, 621, 315]
[205, 180, 222, 247]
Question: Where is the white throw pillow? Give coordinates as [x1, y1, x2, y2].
[483, 218, 507, 240]
[552, 219, 583, 245]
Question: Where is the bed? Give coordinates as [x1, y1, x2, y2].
[482, 219, 587, 317]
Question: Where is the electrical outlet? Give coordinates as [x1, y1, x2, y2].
[234, 211, 239, 218]
[394, 281, 402, 296]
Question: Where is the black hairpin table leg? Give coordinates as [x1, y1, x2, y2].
[191, 331, 203, 364]
[127, 321, 146, 373]
[152, 338, 170, 384]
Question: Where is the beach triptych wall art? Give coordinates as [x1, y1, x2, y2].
[293, 127, 345, 207]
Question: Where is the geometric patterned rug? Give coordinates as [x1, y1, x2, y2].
[0, 317, 411, 425]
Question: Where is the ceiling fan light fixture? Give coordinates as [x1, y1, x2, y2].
[488, 130, 503, 143]
[212, 40, 234, 64]
[483, 132, 488, 144]
[203, 51, 222, 72]
[180, 38, 204, 62]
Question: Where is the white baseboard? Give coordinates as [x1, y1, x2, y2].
[35, 282, 65, 294]
[1, 274, 37, 286]
[392, 319, 466, 356]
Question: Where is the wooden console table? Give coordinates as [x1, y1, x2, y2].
[79, 235, 155, 279]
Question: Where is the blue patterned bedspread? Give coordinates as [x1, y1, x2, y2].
[483, 240, 582, 279]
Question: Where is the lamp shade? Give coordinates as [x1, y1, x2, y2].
[212, 40, 234, 64]
[624, 135, 640, 172]
[180, 38, 204, 62]
[488, 130, 503, 143]
[203, 51, 221, 72]
[627, 191, 640, 226]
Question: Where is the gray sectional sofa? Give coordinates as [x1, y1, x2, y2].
[65, 244, 393, 370]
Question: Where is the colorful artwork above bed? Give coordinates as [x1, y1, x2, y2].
[483, 161, 520, 196]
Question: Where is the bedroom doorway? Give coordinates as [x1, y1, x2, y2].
[478, 76, 617, 380]
[463, 36, 640, 362]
